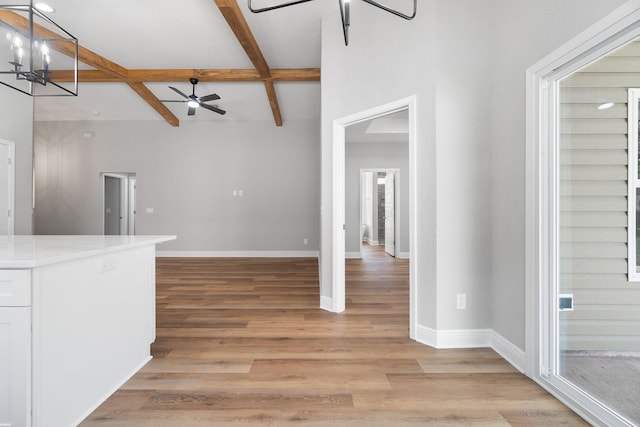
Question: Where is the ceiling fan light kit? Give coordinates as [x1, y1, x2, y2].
[0, 0, 78, 96]
[161, 78, 226, 117]
[248, 0, 417, 46]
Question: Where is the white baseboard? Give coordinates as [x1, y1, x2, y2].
[415, 325, 492, 349]
[491, 331, 525, 373]
[345, 252, 361, 259]
[156, 250, 319, 258]
[320, 296, 334, 312]
[414, 325, 525, 373]
[366, 239, 380, 245]
[397, 252, 410, 259]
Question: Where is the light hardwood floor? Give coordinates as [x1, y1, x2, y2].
[82, 245, 588, 426]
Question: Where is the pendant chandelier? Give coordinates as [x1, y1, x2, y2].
[248, 0, 417, 46]
[0, 0, 78, 96]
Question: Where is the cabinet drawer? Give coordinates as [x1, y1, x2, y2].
[0, 270, 31, 307]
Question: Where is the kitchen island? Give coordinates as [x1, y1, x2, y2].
[0, 235, 175, 427]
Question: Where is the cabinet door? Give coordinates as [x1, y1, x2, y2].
[0, 308, 30, 427]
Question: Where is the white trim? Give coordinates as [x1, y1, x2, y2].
[526, 2, 640, 425]
[345, 251, 361, 259]
[414, 325, 492, 349]
[491, 331, 526, 373]
[415, 326, 526, 373]
[331, 96, 418, 338]
[156, 250, 320, 258]
[320, 296, 333, 312]
[358, 168, 402, 260]
[414, 324, 437, 347]
[397, 251, 410, 259]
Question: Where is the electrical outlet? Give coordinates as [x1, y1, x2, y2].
[101, 257, 116, 273]
[303, 238, 308, 245]
[456, 293, 466, 310]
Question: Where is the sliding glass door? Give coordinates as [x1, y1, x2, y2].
[550, 37, 640, 426]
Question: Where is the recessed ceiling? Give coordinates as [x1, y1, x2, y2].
[346, 110, 409, 143]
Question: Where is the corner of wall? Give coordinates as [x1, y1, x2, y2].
[414, 324, 525, 373]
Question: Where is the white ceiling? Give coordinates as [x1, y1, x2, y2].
[3, 0, 336, 123]
[345, 110, 409, 143]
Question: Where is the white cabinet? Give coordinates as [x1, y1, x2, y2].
[0, 235, 174, 427]
[0, 270, 31, 427]
[0, 308, 31, 427]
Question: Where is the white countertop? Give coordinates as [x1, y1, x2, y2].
[0, 235, 176, 268]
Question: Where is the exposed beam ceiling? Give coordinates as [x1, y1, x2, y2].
[47, 68, 320, 83]
[2, 1, 321, 127]
[212, 0, 282, 126]
[127, 82, 180, 127]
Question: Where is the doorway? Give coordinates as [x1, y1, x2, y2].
[332, 96, 417, 338]
[102, 173, 136, 235]
[358, 169, 402, 259]
[0, 139, 14, 235]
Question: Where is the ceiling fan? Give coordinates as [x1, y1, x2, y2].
[161, 78, 226, 116]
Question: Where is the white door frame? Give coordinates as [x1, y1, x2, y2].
[0, 139, 15, 235]
[358, 168, 401, 258]
[128, 176, 136, 235]
[332, 96, 417, 339]
[526, 2, 640, 425]
[102, 173, 135, 235]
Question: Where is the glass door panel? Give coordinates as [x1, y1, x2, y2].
[556, 39, 640, 425]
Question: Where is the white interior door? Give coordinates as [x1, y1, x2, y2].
[104, 176, 122, 235]
[384, 173, 395, 256]
[128, 177, 136, 235]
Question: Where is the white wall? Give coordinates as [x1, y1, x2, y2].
[345, 141, 409, 255]
[0, 87, 33, 234]
[488, 0, 628, 349]
[321, 0, 630, 345]
[34, 119, 320, 253]
[321, 0, 491, 331]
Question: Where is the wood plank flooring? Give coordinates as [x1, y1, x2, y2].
[81, 245, 587, 426]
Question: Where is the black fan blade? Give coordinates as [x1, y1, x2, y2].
[200, 103, 226, 115]
[199, 93, 221, 102]
[187, 106, 197, 116]
[169, 86, 189, 99]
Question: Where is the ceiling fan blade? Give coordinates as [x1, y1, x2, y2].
[199, 93, 221, 102]
[200, 103, 226, 115]
[187, 106, 197, 116]
[169, 86, 189, 99]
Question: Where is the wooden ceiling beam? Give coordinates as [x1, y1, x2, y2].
[0, 10, 127, 78]
[47, 68, 320, 83]
[127, 82, 180, 127]
[212, 0, 271, 78]
[271, 68, 321, 82]
[212, 0, 285, 126]
[264, 80, 282, 127]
